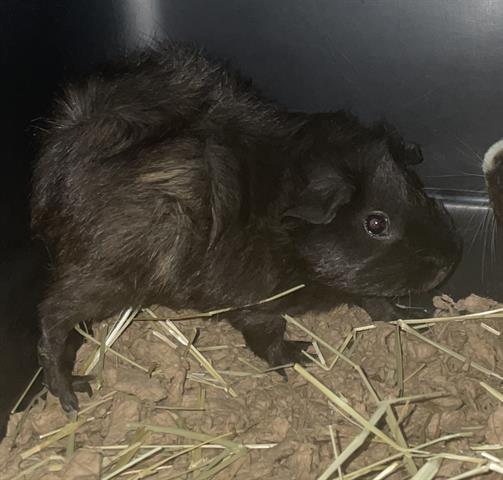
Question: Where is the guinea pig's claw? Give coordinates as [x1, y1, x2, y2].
[60, 390, 80, 413]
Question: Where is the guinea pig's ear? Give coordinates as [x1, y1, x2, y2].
[387, 134, 424, 166]
[283, 165, 354, 224]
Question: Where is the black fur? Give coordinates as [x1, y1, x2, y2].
[31, 44, 462, 412]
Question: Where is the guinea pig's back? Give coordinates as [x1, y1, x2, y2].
[30, 47, 229, 283]
[31, 43, 288, 230]
[30, 43, 297, 304]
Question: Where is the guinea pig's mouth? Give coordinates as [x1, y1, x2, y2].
[400, 261, 455, 296]
[360, 261, 456, 298]
[423, 265, 453, 290]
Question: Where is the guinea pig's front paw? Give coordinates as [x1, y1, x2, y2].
[355, 297, 429, 322]
[394, 304, 433, 320]
[355, 297, 408, 322]
[266, 340, 312, 370]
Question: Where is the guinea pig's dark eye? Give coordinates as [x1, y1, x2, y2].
[364, 212, 390, 238]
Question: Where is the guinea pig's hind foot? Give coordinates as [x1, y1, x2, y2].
[44, 373, 94, 413]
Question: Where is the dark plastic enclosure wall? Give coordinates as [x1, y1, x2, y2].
[1, 0, 502, 435]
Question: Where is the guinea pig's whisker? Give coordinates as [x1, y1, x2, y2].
[480, 208, 492, 281]
[424, 173, 484, 179]
[424, 187, 485, 195]
[467, 208, 488, 254]
[454, 147, 484, 169]
[462, 208, 481, 240]
[448, 132, 483, 163]
[490, 213, 497, 267]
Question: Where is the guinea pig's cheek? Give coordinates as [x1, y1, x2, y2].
[305, 246, 350, 284]
[312, 253, 344, 279]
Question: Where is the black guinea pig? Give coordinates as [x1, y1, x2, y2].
[31, 44, 462, 412]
